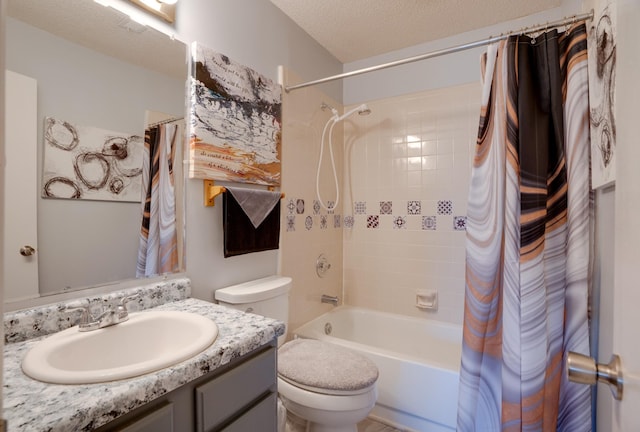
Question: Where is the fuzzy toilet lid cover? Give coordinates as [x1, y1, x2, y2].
[278, 339, 378, 392]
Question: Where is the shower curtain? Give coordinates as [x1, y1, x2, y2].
[136, 122, 179, 277]
[457, 23, 592, 431]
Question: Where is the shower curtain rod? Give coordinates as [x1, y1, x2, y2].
[147, 116, 184, 128]
[284, 10, 594, 93]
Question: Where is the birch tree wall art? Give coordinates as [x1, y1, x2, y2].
[188, 43, 282, 186]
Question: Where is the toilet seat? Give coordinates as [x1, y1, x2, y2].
[278, 339, 378, 396]
[278, 376, 377, 412]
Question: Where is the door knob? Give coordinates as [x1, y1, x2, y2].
[19, 245, 36, 257]
[567, 351, 623, 400]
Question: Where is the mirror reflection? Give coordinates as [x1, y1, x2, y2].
[4, 0, 188, 302]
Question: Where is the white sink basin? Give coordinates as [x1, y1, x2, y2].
[22, 310, 218, 384]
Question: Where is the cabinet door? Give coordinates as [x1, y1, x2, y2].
[117, 403, 173, 432]
[221, 393, 277, 432]
[195, 347, 276, 431]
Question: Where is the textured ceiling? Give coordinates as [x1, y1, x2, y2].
[270, 0, 562, 63]
[7, 0, 187, 79]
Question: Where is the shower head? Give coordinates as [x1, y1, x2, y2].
[335, 103, 371, 121]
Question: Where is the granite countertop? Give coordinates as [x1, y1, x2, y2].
[3, 280, 285, 432]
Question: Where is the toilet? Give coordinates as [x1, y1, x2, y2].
[215, 276, 379, 432]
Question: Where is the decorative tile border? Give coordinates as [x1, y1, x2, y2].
[354, 201, 366, 215]
[283, 198, 465, 232]
[367, 215, 379, 228]
[286, 215, 295, 232]
[287, 199, 296, 214]
[437, 200, 453, 215]
[407, 200, 421, 215]
[454, 215, 467, 231]
[344, 215, 355, 228]
[393, 216, 407, 229]
[296, 199, 305, 214]
[380, 201, 392, 214]
[422, 215, 437, 230]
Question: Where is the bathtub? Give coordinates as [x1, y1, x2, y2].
[293, 306, 462, 432]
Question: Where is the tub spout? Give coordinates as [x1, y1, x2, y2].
[321, 294, 339, 306]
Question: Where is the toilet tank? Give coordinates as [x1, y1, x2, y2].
[215, 276, 292, 343]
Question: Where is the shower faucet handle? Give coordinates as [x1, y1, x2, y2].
[316, 254, 331, 277]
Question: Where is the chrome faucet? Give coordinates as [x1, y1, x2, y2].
[68, 293, 140, 332]
[321, 294, 339, 306]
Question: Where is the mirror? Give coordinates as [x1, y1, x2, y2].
[4, 0, 188, 302]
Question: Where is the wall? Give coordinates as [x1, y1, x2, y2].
[279, 69, 344, 333]
[5, 17, 185, 295]
[168, 0, 343, 303]
[342, 83, 480, 324]
[1, 0, 6, 415]
[342, 5, 581, 105]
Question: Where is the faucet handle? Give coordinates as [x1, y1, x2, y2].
[118, 293, 141, 315]
[66, 303, 93, 326]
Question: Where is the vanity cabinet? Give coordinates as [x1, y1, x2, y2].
[96, 344, 277, 432]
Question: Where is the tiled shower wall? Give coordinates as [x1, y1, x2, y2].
[342, 83, 481, 325]
[280, 69, 344, 335]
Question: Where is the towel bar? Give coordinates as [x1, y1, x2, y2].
[203, 180, 285, 207]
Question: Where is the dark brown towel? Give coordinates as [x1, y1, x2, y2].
[223, 191, 281, 257]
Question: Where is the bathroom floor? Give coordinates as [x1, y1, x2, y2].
[285, 412, 405, 432]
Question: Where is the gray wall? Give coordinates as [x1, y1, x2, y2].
[169, 0, 343, 301]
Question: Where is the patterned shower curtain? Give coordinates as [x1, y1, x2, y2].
[136, 123, 179, 277]
[457, 23, 592, 431]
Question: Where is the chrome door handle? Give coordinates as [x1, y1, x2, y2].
[567, 351, 623, 400]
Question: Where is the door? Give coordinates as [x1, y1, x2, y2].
[607, 0, 639, 429]
[3, 70, 39, 301]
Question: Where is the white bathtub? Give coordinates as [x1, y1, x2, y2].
[293, 306, 462, 432]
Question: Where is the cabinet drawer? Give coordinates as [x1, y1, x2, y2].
[116, 402, 173, 432]
[195, 347, 276, 431]
[221, 393, 277, 432]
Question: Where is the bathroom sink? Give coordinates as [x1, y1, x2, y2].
[22, 310, 218, 384]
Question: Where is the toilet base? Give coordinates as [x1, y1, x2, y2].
[283, 402, 360, 432]
[305, 424, 356, 432]
[279, 379, 376, 432]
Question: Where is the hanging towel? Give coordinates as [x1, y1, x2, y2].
[223, 187, 281, 257]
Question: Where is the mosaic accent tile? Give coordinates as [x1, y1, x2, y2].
[320, 215, 328, 229]
[286, 215, 295, 232]
[380, 201, 392, 215]
[305, 215, 313, 230]
[334, 215, 341, 228]
[367, 215, 379, 229]
[296, 199, 305, 214]
[393, 216, 407, 229]
[354, 201, 367, 215]
[327, 201, 335, 214]
[422, 215, 437, 230]
[286, 199, 296, 215]
[313, 199, 321, 215]
[344, 215, 355, 228]
[454, 216, 467, 231]
[407, 200, 421, 215]
[437, 200, 453, 215]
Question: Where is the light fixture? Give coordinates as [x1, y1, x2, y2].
[128, 0, 177, 23]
